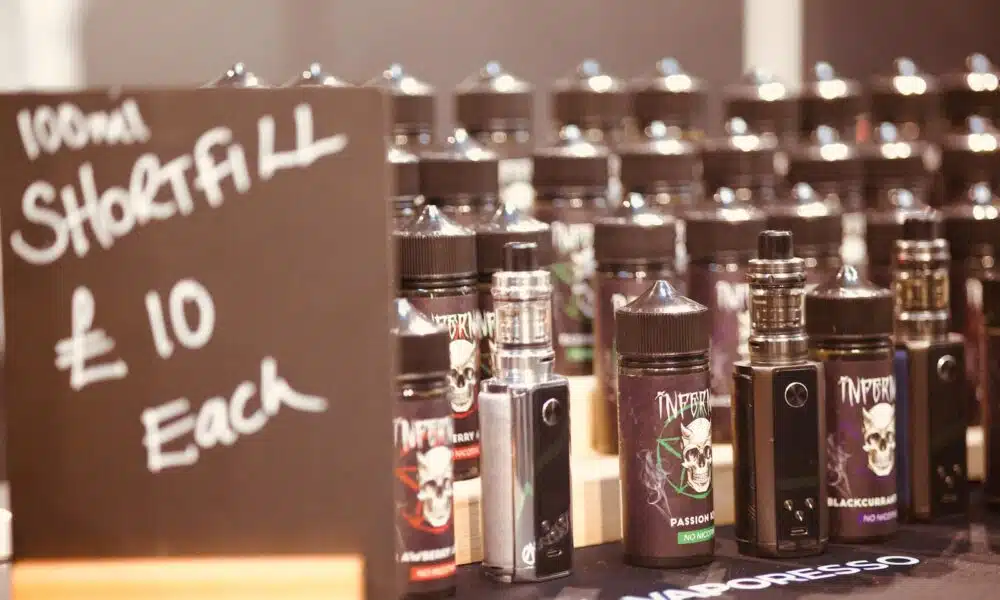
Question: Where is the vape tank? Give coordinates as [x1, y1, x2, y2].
[893, 212, 969, 522]
[479, 241, 573, 582]
[733, 230, 828, 558]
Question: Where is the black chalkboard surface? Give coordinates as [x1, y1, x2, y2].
[0, 88, 394, 598]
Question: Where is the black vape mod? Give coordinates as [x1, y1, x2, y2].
[893, 212, 969, 522]
[479, 242, 573, 582]
[733, 230, 828, 558]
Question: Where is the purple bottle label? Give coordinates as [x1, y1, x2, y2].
[825, 356, 898, 539]
[617, 369, 714, 560]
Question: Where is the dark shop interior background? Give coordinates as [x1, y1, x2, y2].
[0, 0, 998, 140]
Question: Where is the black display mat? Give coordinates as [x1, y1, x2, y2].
[457, 493, 1000, 599]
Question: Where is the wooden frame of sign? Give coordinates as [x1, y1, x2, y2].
[0, 88, 394, 600]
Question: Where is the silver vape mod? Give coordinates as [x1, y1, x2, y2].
[733, 230, 828, 557]
[479, 241, 573, 582]
[893, 212, 969, 522]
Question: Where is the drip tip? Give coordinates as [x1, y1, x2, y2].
[901, 212, 941, 240]
[503, 241, 539, 272]
[758, 230, 794, 259]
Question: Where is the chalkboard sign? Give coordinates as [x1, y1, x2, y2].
[0, 89, 395, 598]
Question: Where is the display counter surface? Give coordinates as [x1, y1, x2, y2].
[457, 493, 1000, 599]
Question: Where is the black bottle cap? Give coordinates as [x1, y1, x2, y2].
[900, 210, 943, 241]
[983, 274, 1000, 328]
[203, 63, 268, 88]
[940, 53, 1000, 128]
[806, 266, 894, 339]
[532, 126, 610, 192]
[723, 68, 798, 138]
[419, 130, 499, 199]
[862, 122, 930, 183]
[684, 188, 767, 261]
[628, 58, 707, 130]
[366, 64, 436, 130]
[868, 58, 939, 133]
[477, 204, 552, 275]
[618, 122, 699, 191]
[798, 62, 864, 137]
[394, 298, 450, 377]
[765, 183, 843, 255]
[503, 241, 539, 272]
[551, 60, 629, 129]
[389, 145, 420, 198]
[787, 125, 863, 185]
[942, 183, 1000, 258]
[758, 230, 794, 260]
[284, 63, 353, 87]
[865, 187, 929, 265]
[701, 118, 779, 190]
[455, 62, 533, 132]
[594, 195, 677, 264]
[615, 280, 710, 357]
[941, 116, 1000, 194]
[394, 205, 477, 280]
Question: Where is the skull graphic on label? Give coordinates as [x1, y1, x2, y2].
[448, 339, 476, 413]
[681, 417, 713, 493]
[416, 445, 454, 528]
[862, 403, 896, 477]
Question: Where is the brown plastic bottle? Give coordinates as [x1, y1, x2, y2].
[862, 123, 933, 288]
[798, 62, 865, 144]
[283, 63, 352, 88]
[724, 68, 798, 147]
[766, 183, 844, 288]
[202, 62, 268, 88]
[394, 205, 481, 481]
[418, 130, 499, 228]
[616, 280, 714, 568]
[982, 274, 1000, 508]
[940, 53, 1000, 133]
[628, 58, 707, 142]
[869, 57, 940, 143]
[390, 146, 421, 225]
[593, 196, 677, 454]
[532, 126, 611, 376]
[701, 117, 781, 209]
[454, 62, 534, 212]
[366, 64, 436, 152]
[684, 188, 766, 443]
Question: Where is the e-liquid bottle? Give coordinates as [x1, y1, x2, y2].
[455, 62, 534, 213]
[593, 196, 677, 454]
[684, 188, 766, 443]
[941, 117, 1000, 428]
[617, 122, 699, 277]
[862, 123, 932, 287]
[787, 125, 865, 266]
[806, 266, 897, 543]
[628, 58, 707, 141]
[392, 299, 456, 599]
[869, 58, 940, 143]
[701, 117, 781, 208]
[532, 126, 611, 376]
[616, 280, 714, 568]
[419, 129, 499, 228]
[476, 204, 552, 383]
[551, 60, 628, 203]
[798, 62, 864, 144]
[395, 205, 481, 481]
[765, 182, 844, 287]
[202, 62, 268, 88]
[390, 145, 421, 224]
[732, 230, 828, 558]
[940, 53, 1000, 132]
[724, 68, 799, 147]
[893, 212, 969, 522]
[283, 62, 352, 87]
[367, 64, 436, 151]
[982, 274, 1000, 508]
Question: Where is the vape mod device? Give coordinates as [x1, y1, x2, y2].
[479, 241, 573, 582]
[733, 230, 828, 558]
[893, 213, 969, 522]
